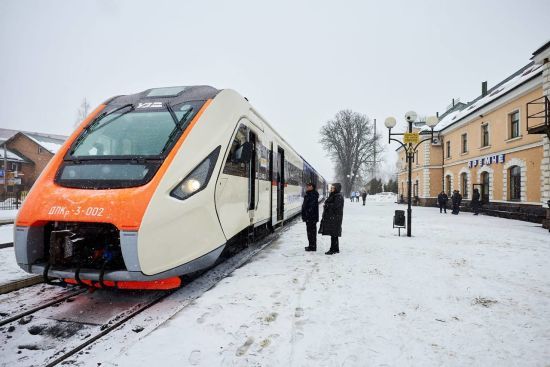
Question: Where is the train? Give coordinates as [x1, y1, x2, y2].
[14, 86, 326, 290]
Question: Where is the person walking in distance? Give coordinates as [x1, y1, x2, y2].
[361, 191, 367, 206]
[302, 182, 319, 251]
[471, 188, 481, 215]
[319, 183, 344, 255]
[437, 191, 448, 213]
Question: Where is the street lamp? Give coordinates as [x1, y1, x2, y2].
[384, 112, 438, 237]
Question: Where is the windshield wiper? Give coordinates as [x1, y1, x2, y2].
[70, 104, 134, 155]
[160, 104, 194, 155]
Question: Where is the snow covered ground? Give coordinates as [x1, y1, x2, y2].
[0, 209, 17, 222]
[80, 198, 550, 367]
[0, 224, 13, 244]
[0, 246, 32, 286]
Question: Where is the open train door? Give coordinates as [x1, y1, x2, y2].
[269, 142, 275, 227]
[248, 130, 259, 224]
[277, 147, 285, 221]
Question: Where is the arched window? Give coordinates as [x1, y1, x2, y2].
[445, 175, 451, 195]
[461, 172, 468, 198]
[480, 171, 490, 203]
[509, 165, 521, 201]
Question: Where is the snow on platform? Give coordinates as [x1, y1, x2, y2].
[100, 200, 550, 367]
[0, 246, 33, 286]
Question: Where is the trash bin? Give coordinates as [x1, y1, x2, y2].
[394, 210, 405, 227]
[393, 210, 406, 236]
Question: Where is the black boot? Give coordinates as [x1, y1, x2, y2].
[305, 246, 316, 251]
[325, 250, 335, 255]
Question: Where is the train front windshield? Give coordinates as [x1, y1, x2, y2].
[55, 101, 204, 189]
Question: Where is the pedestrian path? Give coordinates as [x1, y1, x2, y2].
[99, 199, 550, 367]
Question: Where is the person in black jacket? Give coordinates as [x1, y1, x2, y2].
[361, 191, 367, 206]
[319, 183, 344, 255]
[471, 188, 481, 215]
[451, 190, 462, 215]
[302, 183, 319, 251]
[437, 191, 448, 213]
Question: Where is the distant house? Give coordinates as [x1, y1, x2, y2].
[0, 128, 67, 190]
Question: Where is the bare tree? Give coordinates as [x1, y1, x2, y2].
[320, 110, 380, 197]
[75, 98, 91, 127]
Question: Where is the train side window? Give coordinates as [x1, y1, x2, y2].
[223, 124, 249, 177]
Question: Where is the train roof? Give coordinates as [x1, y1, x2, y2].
[105, 86, 220, 106]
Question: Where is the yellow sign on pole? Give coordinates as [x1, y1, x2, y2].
[403, 132, 420, 144]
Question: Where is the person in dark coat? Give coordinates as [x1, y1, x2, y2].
[302, 183, 319, 251]
[451, 190, 462, 215]
[471, 188, 481, 215]
[319, 183, 344, 255]
[437, 191, 448, 213]
[361, 191, 367, 206]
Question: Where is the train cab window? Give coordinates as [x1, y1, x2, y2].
[223, 124, 249, 177]
[56, 100, 205, 189]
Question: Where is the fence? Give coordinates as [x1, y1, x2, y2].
[0, 191, 29, 210]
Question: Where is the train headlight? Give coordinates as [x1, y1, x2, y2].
[170, 146, 221, 201]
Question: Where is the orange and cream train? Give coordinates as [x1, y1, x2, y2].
[15, 86, 326, 290]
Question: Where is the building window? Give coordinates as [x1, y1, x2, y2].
[10, 162, 18, 171]
[445, 175, 451, 195]
[414, 150, 419, 166]
[446, 141, 451, 158]
[38, 146, 44, 154]
[509, 111, 520, 139]
[461, 172, 468, 198]
[481, 123, 489, 147]
[461, 134, 468, 153]
[509, 165, 521, 201]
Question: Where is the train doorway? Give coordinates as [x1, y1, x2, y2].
[248, 131, 257, 212]
[277, 147, 285, 221]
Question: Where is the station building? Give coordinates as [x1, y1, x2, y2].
[397, 41, 550, 226]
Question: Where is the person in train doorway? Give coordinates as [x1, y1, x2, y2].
[361, 191, 367, 206]
[319, 183, 344, 255]
[437, 191, 448, 214]
[451, 190, 462, 215]
[471, 188, 481, 215]
[302, 182, 319, 251]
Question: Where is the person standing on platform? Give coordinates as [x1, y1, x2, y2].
[361, 191, 367, 206]
[437, 191, 448, 214]
[471, 188, 481, 215]
[319, 183, 344, 255]
[451, 190, 462, 215]
[302, 182, 319, 251]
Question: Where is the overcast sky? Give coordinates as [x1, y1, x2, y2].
[1, 0, 549, 181]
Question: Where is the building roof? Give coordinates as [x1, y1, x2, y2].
[0, 128, 67, 154]
[531, 40, 550, 59]
[421, 61, 543, 134]
[0, 147, 29, 163]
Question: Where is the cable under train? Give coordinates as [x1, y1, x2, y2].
[14, 86, 326, 290]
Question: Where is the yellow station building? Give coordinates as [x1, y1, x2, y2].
[397, 41, 550, 227]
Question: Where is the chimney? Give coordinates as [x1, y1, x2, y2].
[436, 112, 439, 118]
[481, 81, 488, 97]
[452, 98, 455, 107]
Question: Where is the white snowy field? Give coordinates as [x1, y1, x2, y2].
[0, 209, 18, 222]
[94, 199, 550, 367]
[0, 223, 32, 286]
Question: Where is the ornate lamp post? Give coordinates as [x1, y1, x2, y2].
[384, 112, 439, 237]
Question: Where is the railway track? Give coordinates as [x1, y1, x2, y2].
[0, 288, 87, 327]
[0, 242, 13, 249]
[43, 290, 173, 367]
[0, 218, 297, 366]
